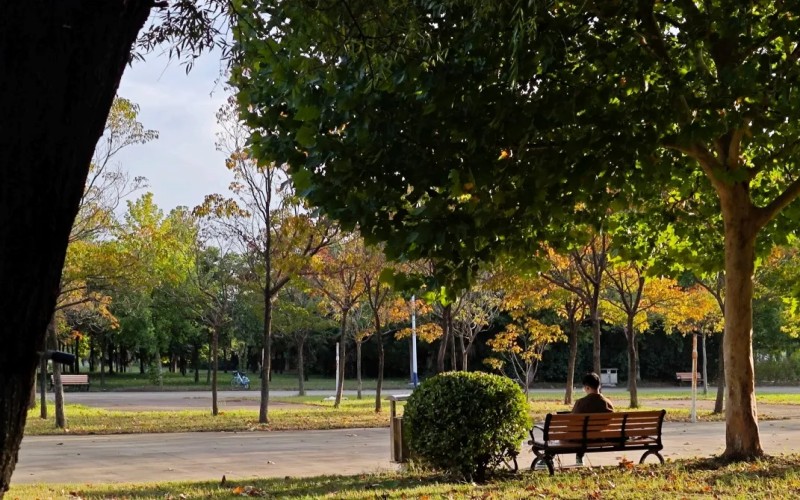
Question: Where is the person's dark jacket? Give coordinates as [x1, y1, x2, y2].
[571, 393, 614, 414]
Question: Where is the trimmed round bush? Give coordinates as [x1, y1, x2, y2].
[403, 371, 530, 481]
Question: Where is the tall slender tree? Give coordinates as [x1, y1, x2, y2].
[307, 236, 367, 408]
[196, 98, 333, 423]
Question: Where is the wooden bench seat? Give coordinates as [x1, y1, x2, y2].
[528, 410, 666, 475]
[50, 374, 90, 391]
[675, 372, 702, 386]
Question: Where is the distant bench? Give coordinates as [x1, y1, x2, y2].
[675, 372, 702, 386]
[50, 374, 90, 391]
[528, 410, 666, 475]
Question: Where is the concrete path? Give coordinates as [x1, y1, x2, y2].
[14, 418, 800, 485]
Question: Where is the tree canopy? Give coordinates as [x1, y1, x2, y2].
[234, 1, 800, 459]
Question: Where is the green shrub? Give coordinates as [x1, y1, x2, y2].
[403, 371, 530, 481]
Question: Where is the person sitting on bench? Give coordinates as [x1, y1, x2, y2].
[571, 372, 614, 466]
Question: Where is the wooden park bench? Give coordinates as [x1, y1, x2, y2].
[50, 374, 90, 391]
[528, 410, 666, 475]
[675, 372, 702, 386]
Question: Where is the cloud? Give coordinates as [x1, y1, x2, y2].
[115, 51, 233, 212]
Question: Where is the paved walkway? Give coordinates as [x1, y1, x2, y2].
[15, 389, 800, 486]
[14, 418, 800, 485]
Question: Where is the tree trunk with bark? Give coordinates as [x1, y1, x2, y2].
[702, 333, 709, 396]
[448, 311, 457, 371]
[564, 315, 580, 406]
[48, 320, 66, 429]
[28, 381, 36, 411]
[356, 340, 362, 400]
[259, 294, 274, 423]
[100, 338, 107, 387]
[334, 309, 349, 408]
[591, 306, 601, 374]
[721, 193, 762, 459]
[459, 331, 467, 372]
[39, 356, 48, 420]
[436, 305, 451, 373]
[715, 334, 725, 414]
[211, 327, 219, 416]
[0, 2, 153, 494]
[374, 328, 385, 413]
[193, 343, 200, 383]
[626, 321, 639, 409]
[297, 340, 306, 396]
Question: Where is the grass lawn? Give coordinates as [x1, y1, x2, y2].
[24, 399, 386, 435]
[80, 371, 413, 392]
[9, 455, 800, 499]
[24, 398, 725, 436]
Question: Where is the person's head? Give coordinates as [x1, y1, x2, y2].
[582, 372, 601, 393]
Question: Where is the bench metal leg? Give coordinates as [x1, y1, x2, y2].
[530, 450, 543, 470]
[531, 453, 555, 475]
[639, 449, 665, 465]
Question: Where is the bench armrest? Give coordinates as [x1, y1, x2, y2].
[529, 425, 546, 443]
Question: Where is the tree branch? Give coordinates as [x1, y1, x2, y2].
[755, 175, 800, 229]
[664, 142, 726, 192]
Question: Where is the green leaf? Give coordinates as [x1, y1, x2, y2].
[295, 105, 321, 122]
[295, 125, 317, 148]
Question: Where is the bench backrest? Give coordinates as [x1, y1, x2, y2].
[56, 374, 89, 384]
[543, 410, 665, 443]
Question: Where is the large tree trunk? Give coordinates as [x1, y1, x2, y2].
[715, 333, 725, 414]
[211, 327, 219, 416]
[721, 196, 762, 459]
[334, 309, 349, 408]
[0, 2, 153, 495]
[564, 316, 579, 405]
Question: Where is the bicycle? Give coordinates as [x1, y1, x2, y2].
[230, 370, 250, 389]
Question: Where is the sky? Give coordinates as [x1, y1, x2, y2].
[115, 50, 233, 213]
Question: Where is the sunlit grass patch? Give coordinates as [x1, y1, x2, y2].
[9, 455, 800, 499]
[25, 401, 390, 436]
[25, 394, 738, 437]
